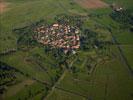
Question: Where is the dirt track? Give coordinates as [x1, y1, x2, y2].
[75, 0, 108, 9]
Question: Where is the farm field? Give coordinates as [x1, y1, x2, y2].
[0, 0, 133, 100]
[74, 0, 108, 9]
[0, 1, 9, 13]
[46, 46, 133, 100]
[121, 45, 133, 70]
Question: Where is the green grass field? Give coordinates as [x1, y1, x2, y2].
[121, 45, 133, 69]
[48, 46, 133, 100]
[0, 0, 133, 100]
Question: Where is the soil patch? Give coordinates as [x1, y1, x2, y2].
[75, 0, 108, 9]
[0, 1, 9, 13]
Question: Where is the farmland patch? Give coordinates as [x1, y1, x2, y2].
[74, 0, 108, 9]
[0, 1, 9, 13]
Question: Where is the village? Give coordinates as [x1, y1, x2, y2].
[34, 23, 80, 53]
[1, 0, 133, 100]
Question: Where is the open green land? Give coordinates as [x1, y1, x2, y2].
[0, 0, 133, 100]
[121, 45, 133, 69]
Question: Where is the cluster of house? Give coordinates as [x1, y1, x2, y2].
[111, 3, 123, 12]
[34, 23, 80, 53]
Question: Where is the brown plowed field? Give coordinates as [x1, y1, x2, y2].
[75, 0, 108, 9]
[0, 1, 9, 13]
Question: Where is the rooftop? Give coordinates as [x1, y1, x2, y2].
[34, 23, 80, 53]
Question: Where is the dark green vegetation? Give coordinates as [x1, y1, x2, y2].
[0, 0, 133, 100]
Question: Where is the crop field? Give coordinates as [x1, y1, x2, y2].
[121, 45, 133, 70]
[0, 0, 133, 100]
[46, 46, 133, 100]
[0, 1, 9, 13]
[74, 0, 108, 9]
[113, 31, 133, 44]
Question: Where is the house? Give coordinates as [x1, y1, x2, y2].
[53, 24, 59, 27]
[111, 3, 123, 12]
[115, 7, 123, 12]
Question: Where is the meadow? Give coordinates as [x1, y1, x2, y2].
[0, 0, 133, 100]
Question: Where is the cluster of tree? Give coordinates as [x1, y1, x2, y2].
[110, 10, 133, 31]
[80, 28, 112, 54]
[80, 29, 98, 50]
[0, 48, 17, 56]
[44, 47, 68, 66]
[0, 62, 17, 94]
[13, 20, 48, 49]
[110, 10, 133, 24]
[55, 14, 85, 28]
